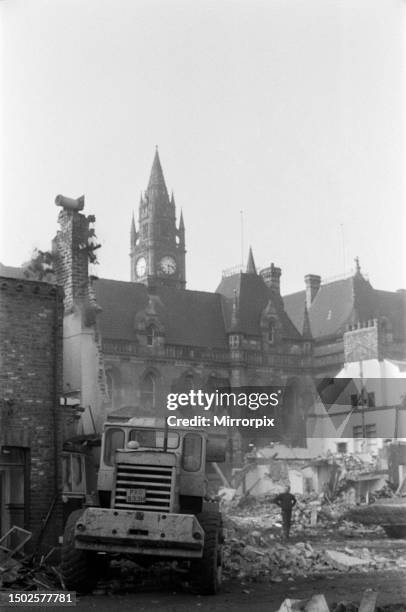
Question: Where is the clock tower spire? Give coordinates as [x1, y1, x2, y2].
[130, 149, 186, 289]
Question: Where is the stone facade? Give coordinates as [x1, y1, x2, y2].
[0, 276, 64, 550]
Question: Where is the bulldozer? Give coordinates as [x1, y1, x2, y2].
[61, 417, 226, 595]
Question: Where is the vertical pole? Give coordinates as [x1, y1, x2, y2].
[359, 360, 366, 448]
[340, 223, 346, 273]
[240, 210, 244, 269]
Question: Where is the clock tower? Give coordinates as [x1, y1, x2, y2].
[130, 149, 186, 289]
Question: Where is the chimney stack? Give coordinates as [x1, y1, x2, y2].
[305, 274, 321, 309]
[52, 195, 91, 312]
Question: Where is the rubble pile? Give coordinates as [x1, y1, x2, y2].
[223, 521, 406, 582]
[0, 556, 61, 591]
[222, 492, 384, 539]
[223, 538, 336, 581]
[221, 494, 405, 581]
[277, 593, 405, 612]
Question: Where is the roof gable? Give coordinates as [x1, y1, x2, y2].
[283, 273, 406, 341]
[94, 279, 228, 348]
[216, 272, 301, 339]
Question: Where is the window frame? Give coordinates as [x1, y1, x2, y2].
[103, 428, 126, 467]
[182, 433, 203, 472]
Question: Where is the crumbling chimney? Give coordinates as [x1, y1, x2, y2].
[260, 263, 282, 294]
[304, 274, 321, 308]
[52, 195, 91, 312]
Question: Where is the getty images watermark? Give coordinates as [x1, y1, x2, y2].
[166, 388, 282, 428]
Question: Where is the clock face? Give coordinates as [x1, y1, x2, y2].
[159, 256, 176, 275]
[135, 256, 147, 277]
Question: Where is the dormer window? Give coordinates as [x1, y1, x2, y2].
[146, 324, 158, 346]
[230, 334, 239, 348]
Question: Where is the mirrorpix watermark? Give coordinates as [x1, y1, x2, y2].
[166, 387, 283, 429]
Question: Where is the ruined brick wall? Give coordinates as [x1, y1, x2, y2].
[52, 209, 90, 312]
[0, 276, 64, 550]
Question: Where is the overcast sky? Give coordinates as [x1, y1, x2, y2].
[0, 0, 404, 295]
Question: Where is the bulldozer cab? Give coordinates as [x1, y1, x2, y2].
[97, 417, 226, 511]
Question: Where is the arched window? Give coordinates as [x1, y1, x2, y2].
[106, 370, 113, 402]
[140, 373, 156, 410]
[146, 324, 158, 346]
[184, 373, 194, 391]
[268, 320, 275, 344]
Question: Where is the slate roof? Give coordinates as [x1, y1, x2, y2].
[93, 278, 228, 348]
[283, 272, 406, 341]
[216, 271, 302, 339]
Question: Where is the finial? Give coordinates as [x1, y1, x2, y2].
[355, 256, 361, 274]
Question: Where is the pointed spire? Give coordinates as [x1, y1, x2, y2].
[354, 256, 361, 275]
[179, 209, 184, 230]
[246, 247, 257, 275]
[131, 212, 136, 243]
[148, 147, 168, 193]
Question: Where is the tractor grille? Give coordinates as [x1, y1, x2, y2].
[114, 463, 174, 512]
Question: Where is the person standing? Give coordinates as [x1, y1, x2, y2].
[274, 485, 297, 539]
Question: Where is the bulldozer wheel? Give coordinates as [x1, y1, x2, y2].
[61, 510, 99, 593]
[190, 512, 223, 595]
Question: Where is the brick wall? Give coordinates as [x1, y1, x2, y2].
[52, 209, 90, 312]
[0, 276, 64, 550]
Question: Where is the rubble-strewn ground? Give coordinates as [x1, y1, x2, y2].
[68, 571, 406, 612]
[2, 493, 405, 610]
[221, 494, 406, 582]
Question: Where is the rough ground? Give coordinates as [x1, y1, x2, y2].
[72, 570, 406, 612]
[2, 539, 405, 611]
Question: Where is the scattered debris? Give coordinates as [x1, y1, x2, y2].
[221, 492, 406, 582]
[277, 589, 384, 612]
[325, 551, 370, 571]
[0, 556, 62, 591]
[0, 527, 61, 591]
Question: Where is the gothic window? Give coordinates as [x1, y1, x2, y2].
[146, 325, 158, 346]
[106, 370, 113, 402]
[230, 335, 239, 348]
[268, 320, 275, 344]
[140, 373, 156, 410]
[184, 373, 194, 391]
